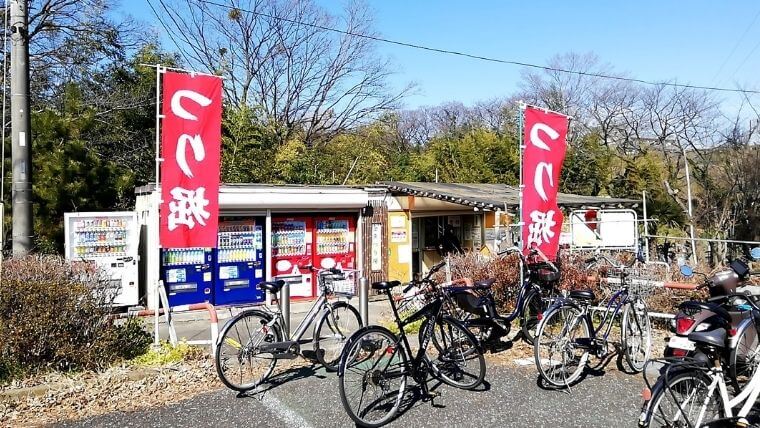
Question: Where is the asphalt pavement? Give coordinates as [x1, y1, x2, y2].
[58, 358, 649, 428]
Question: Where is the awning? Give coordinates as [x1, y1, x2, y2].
[378, 181, 637, 211]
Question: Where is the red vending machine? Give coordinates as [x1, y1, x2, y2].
[313, 215, 357, 294]
[271, 217, 314, 298]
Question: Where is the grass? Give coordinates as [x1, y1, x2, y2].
[130, 341, 204, 367]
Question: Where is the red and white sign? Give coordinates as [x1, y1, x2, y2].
[521, 106, 569, 260]
[160, 71, 222, 248]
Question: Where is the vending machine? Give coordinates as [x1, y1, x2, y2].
[271, 216, 314, 298]
[214, 219, 265, 306]
[64, 211, 139, 307]
[313, 215, 357, 294]
[161, 248, 214, 306]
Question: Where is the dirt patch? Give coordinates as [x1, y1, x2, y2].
[0, 357, 221, 428]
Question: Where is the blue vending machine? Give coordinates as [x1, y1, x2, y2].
[214, 218, 266, 305]
[161, 248, 215, 306]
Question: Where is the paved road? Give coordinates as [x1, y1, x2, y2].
[59, 360, 649, 428]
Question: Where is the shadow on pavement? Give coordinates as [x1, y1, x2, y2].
[238, 363, 327, 397]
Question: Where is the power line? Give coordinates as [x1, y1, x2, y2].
[190, 0, 760, 95]
[732, 35, 760, 79]
[144, 0, 192, 67]
[710, 7, 760, 85]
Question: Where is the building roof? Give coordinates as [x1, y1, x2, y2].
[378, 181, 638, 211]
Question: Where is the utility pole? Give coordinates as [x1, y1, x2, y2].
[10, 0, 32, 256]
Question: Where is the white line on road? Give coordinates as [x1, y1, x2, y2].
[259, 390, 314, 428]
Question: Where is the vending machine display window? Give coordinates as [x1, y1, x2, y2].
[214, 219, 266, 306]
[271, 218, 313, 298]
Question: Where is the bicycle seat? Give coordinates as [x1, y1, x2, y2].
[473, 278, 496, 290]
[680, 300, 732, 323]
[570, 289, 595, 301]
[259, 280, 286, 293]
[372, 280, 401, 290]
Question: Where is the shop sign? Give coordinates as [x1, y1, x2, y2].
[521, 106, 569, 260]
[160, 71, 223, 248]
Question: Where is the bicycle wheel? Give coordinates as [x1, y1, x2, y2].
[215, 310, 281, 391]
[641, 370, 723, 428]
[314, 301, 363, 371]
[729, 322, 760, 392]
[534, 304, 591, 388]
[338, 326, 408, 428]
[521, 291, 545, 345]
[424, 317, 486, 390]
[622, 299, 651, 373]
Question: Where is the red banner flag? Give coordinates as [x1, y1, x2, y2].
[160, 71, 222, 248]
[521, 106, 569, 260]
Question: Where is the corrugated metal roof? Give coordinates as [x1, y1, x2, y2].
[378, 181, 638, 211]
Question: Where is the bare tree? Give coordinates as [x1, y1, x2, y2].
[157, 0, 411, 145]
[23, 0, 143, 103]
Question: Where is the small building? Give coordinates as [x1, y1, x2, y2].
[135, 182, 636, 309]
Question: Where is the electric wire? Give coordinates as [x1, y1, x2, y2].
[710, 7, 760, 84]
[145, 0, 193, 67]
[188, 0, 760, 95]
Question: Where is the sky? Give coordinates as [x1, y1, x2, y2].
[126, 0, 760, 110]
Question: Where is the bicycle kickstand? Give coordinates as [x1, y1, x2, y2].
[420, 381, 441, 405]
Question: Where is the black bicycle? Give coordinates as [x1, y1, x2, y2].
[337, 264, 486, 427]
[447, 246, 561, 347]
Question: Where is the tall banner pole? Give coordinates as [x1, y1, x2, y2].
[153, 63, 162, 346]
[518, 102, 525, 286]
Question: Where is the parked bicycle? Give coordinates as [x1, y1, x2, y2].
[533, 252, 652, 388]
[446, 246, 561, 347]
[337, 265, 486, 427]
[215, 266, 362, 392]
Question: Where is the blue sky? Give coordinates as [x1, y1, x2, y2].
[127, 1, 760, 110]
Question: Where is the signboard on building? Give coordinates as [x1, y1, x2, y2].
[570, 209, 637, 249]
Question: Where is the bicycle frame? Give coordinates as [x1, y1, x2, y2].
[389, 291, 447, 376]
[588, 288, 630, 341]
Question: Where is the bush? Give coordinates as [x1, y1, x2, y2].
[436, 251, 694, 315]
[0, 256, 152, 382]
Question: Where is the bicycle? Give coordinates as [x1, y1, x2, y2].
[533, 253, 652, 388]
[337, 266, 486, 427]
[215, 267, 363, 392]
[638, 294, 760, 427]
[446, 246, 561, 347]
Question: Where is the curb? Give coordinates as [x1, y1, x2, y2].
[0, 368, 159, 403]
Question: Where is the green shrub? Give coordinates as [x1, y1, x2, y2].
[0, 255, 151, 382]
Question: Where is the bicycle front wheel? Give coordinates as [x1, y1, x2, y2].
[314, 301, 363, 371]
[640, 370, 723, 428]
[424, 317, 486, 390]
[534, 305, 591, 388]
[622, 299, 652, 373]
[215, 310, 281, 391]
[521, 291, 545, 345]
[338, 326, 408, 428]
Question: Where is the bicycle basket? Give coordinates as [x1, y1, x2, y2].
[604, 265, 663, 299]
[394, 286, 432, 322]
[323, 271, 356, 296]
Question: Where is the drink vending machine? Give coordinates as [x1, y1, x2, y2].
[313, 216, 357, 295]
[64, 211, 139, 307]
[214, 219, 265, 305]
[161, 248, 214, 306]
[271, 217, 314, 298]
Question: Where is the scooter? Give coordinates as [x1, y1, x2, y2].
[665, 248, 760, 390]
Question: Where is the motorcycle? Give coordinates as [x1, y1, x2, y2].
[665, 248, 760, 390]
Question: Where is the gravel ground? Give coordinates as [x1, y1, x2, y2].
[57, 353, 649, 428]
